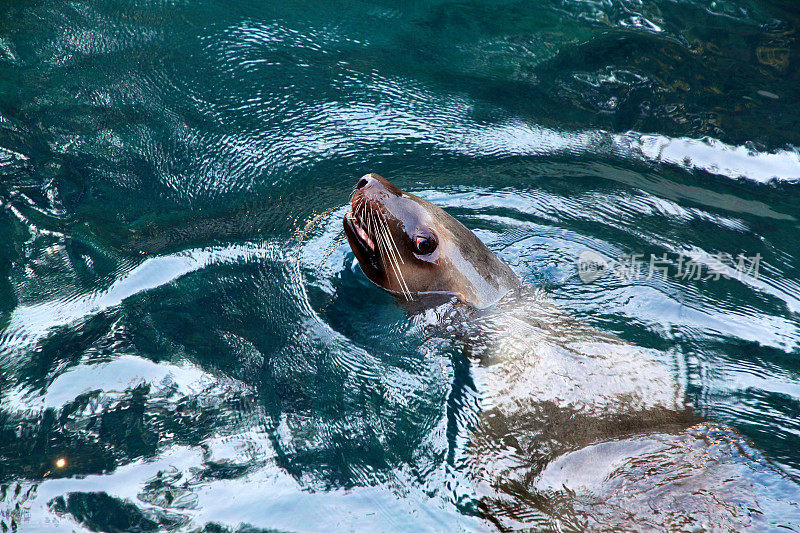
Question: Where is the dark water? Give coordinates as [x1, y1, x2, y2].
[1, 0, 799, 530]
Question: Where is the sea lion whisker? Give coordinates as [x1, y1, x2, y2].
[381, 215, 405, 266]
[366, 207, 375, 241]
[376, 216, 411, 299]
[366, 203, 374, 237]
[375, 216, 400, 287]
[371, 214, 405, 298]
[356, 198, 365, 223]
[366, 209, 375, 246]
[365, 204, 378, 252]
[380, 219, 412, 298]
[374, 222, 400, 292]
[369, 210, 390, 271]
[374, 212, 391, 255]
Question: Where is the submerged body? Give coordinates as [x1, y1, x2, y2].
[343, 174, 800, 530]
[459, 289, 800, 530]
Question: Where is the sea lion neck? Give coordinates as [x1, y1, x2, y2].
[343, 173, 520, 310]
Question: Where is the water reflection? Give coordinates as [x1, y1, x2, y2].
[1, 0, 799, 530]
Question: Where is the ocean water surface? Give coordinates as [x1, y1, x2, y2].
[1, 0, 800, 530]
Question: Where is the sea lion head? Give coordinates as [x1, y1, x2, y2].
[343, 173, 520, 309]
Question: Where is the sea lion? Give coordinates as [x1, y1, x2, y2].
[343, 173, 800, 531]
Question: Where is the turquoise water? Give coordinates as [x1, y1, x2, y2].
[1, 0, 800, 530]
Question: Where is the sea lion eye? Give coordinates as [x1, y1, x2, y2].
[414, 234, 437, 255]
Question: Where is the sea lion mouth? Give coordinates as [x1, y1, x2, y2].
[343, 199, 384, 276]
[344, 211, 375, 253]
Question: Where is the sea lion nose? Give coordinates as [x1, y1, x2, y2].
[356, 175, 375, 190]
[355, 173, 397, 196]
